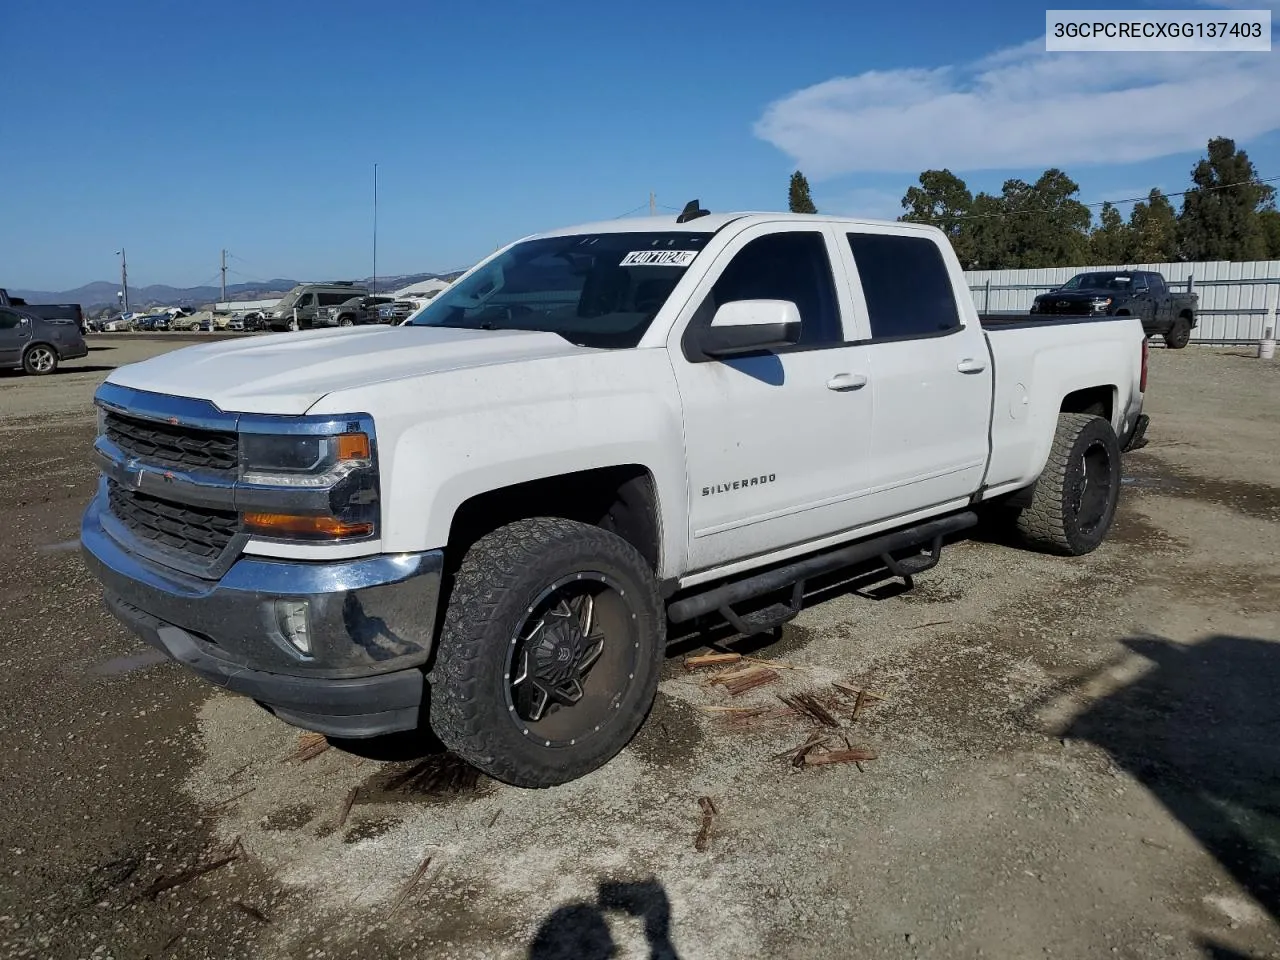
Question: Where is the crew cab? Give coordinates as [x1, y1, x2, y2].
[81, 210, 1149, 788]
[1030, 270, 1197, 348]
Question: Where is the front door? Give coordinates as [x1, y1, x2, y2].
[670, 223, 876, 574]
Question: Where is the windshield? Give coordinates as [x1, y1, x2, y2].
[276, 286, 305, 311]
[1060, 273, 1133, 292]
[409, 231, 713, 348]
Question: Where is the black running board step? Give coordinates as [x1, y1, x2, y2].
[719, 582, 804, 637]
[669, 511, 977, 625]
[880, 535, 944, 589]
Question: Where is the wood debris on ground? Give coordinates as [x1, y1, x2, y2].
[285, 732, 330, 763]
[778, 692, 840, 728]
[694, 796, 718, 852]
[388, 853, 434, 915]
[709, 664, 780, 696]
[683, 651, 742, 670]
[803, 746, 879, 766]
[143, 838, 244, 900]
[337, 787, 359, 829]
[233, 900, 271, 924]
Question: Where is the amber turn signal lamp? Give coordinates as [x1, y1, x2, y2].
[243, 512, 373, 539]
[335, 433, 370, 461]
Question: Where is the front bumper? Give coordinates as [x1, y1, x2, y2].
[82, 497, 443, 737]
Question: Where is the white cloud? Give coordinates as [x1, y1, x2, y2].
[828, 187, 905, 221]
[754, 36, 1280, 177]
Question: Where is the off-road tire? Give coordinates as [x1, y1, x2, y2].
[22, 344, 58, 376]
[1015, 413, 1121, 556]
[1165, 317, 1192, 349]
[427, 518, 665, 788]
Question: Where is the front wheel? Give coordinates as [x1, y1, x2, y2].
[428, 518, 664, 787]
[1015, 413, 1121, 556]
[22, 344, 58, 376]
[338, 316, 354, 327]
[1165, 317, 1192, 349]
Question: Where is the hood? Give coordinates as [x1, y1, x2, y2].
[106, 325, 595, 414]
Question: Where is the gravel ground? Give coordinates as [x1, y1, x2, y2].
[0, 340, 1278, 959]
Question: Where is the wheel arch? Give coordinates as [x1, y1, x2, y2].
[445, 465, 663, 576]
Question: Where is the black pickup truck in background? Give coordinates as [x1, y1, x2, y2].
[0, 287, 87, 335]
[1030, 270, 1198, 348]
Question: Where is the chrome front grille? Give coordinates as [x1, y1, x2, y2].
[107, 480, 239, 561]
[103, 410, 238, 474]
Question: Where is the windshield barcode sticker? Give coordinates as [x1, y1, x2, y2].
[620, 250, 698, 267]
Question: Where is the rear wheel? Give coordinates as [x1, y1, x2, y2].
[1015, 413, 1121, 555]
[1165, 316, 1192, 349]
[428, 518, 664, 787]
[22, 344, 57, 376]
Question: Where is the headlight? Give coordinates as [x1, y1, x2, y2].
[239, 424, 380, 541]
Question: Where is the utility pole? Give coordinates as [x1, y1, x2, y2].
[117, 248, 130, 314]
[649, 191, 656, 215]
[372, 162, 378, 294]
[220, 249, 227, 304]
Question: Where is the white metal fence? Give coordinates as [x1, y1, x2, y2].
[965, 260, 1280, 344]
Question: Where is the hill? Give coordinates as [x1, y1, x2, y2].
[10, 271, 465, 309]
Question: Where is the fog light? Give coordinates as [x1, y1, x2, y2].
[275, 599, 312, 655]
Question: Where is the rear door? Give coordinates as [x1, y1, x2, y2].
[670, 222, 876, 573]
[1145, 273, 1169, 328]
[838, 229, 992, 519]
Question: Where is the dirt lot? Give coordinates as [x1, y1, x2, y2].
[1, 337, 1278, 960]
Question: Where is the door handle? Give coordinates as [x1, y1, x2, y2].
[826, 372, 868, 391]
[956, 358, 987, 374]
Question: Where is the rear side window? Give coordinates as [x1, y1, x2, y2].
[709, 232, 842, 346]
[846, 233, 960, 340]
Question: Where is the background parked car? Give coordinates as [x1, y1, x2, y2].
[135, 314, 169, 332]
[377, 299, 423, 324]
[0, 305, 88, 375]
[317, 295, 395, 327]
[1030, 270, 1198, 348]
[267, 282, 370, 330]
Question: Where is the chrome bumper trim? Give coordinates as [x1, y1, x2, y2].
[82, 496, 443, 680]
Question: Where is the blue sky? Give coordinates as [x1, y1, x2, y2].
[4, 0, 1279, 290]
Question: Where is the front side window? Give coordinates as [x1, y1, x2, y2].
[410, 232, 712, 348]
[847, 233, 960, 340]
[705, 232, 842, 346]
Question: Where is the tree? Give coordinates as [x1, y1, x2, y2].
[788, 170, 817, 214]
[964, 192, 1012, 270]
[1178, 137, 1275, 261]
[1090, 202, 1134, 265]
[900, 169, 974, 265]
[997, 169, 1092, 269]
[1128, 189, 1180, 263]
[1259, 209, 1280, 259]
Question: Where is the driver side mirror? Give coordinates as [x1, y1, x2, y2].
[697, 300, 802, 358]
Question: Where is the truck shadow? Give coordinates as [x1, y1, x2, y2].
[528, 877, 682, 960]
[1061, 634, 1280, 924]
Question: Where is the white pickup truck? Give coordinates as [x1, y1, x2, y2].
[82, 209, 1149, 787]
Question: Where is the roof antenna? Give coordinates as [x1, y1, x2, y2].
[676, 199, 710, 224]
